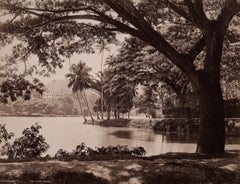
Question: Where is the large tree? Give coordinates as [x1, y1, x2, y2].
[107, 34, 240, 109]
[0, 0, 240, 153]
[104, 63, 136, 119]
[134, 83, 160, 118]
[107, 36, 192, 107]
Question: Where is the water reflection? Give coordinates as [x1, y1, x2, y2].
[1, 116, 240, 156]
[161, 134, 197, 143]
[110, 130, 197, 143]
[111, 130, 132, 139]
[156, 132, 240, 144]
[111, 130, 155, 142]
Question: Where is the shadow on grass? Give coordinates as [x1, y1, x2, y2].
[50, 171, 108, 184]
[142, 161, 238, 184]
[0, 171, 109, 184]
[0, 151, 240, 184]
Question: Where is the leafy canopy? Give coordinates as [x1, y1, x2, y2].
[0, 0, 240, 102]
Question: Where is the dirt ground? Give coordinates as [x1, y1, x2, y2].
[0, 151, 240, 184]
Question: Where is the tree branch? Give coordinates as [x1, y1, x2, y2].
[17, 7, 96, 14]
[147, 65, 185, 95]
[103, 0, 196, 75]
[217, 0, 240, 32]
[187, 36, 205, 62]
[3, 13, 20, 26]
[183, 0, 210, 29]
[0, 13, 21, 32]
[23, 10, 52, 19]
[164, 0, 191, 22]
[1, 0, 197, 77]
[0, 3, 96, 14]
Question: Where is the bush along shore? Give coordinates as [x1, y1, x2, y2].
[86, 118, 240, 137]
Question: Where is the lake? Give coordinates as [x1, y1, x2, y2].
[1, 117, 240, 156]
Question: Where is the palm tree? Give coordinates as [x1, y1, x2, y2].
[90, 75, 102, 120]
[95, 42, 110, 119]
[66, 61, 94, 122]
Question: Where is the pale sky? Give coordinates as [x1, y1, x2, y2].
[43, 45, 120, 83]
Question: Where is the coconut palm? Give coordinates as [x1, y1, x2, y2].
[95, 42, 110, 119]
[66, 61, 94, 122]
[91, 72, 103, 119]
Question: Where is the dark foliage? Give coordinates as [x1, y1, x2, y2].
[162, 107, 199, 118]
[153, 118, 240, 137]
[163, 98, 240, 118]
[224, 99, 240, 118]
[2, 124, 49, 159]
[0, 124, 14, 145]
[55, 143, 146, 160]
[0, 77, 44, 104]
[153, 119, 199, 136]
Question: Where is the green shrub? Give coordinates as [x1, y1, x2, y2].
[55, 143, 146, 160]
[2, 123, 49, 159]
[0, 124, 14, 156]
[0, 124, 14, 144]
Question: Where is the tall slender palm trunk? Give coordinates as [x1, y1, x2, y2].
[100, 87, 104, 119]
[100, 50, 104, 120]
[76, 92, 87, 122]
[96, 104, 100, 119]
[81, 90, 94, 122]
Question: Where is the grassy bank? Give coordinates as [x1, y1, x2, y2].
[0, 151, 240, 183]
[89, 118, 155, 129]
[89, 118, 240, 137]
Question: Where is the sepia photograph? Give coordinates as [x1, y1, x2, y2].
[0, 0, 240, 183]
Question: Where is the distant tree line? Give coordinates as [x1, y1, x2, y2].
[0, 97, 80, 116]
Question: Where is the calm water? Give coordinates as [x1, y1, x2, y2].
[1, 117, 240, 156]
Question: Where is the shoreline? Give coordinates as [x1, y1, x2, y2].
[85, 118, 240, 137]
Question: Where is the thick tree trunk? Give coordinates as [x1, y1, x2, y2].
[194, 73, 225, 154]
[193, 29, 225, 154]
[107, 104, 111, 120]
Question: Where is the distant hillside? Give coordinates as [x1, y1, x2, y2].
[45, 79, 71, 94]
[45, 79, 99, 109]
[0, 80, 99, 117]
